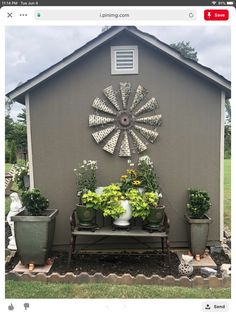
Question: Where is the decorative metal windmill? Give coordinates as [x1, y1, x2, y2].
[88, 83, 162, 157]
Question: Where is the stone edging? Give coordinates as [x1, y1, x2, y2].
[5, 271, 231, 289]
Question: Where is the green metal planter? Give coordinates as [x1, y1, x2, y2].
[76, 204, 96, 227]
[12, 209, 58, 266]
[146, 205, 165, 230]
[185, 214, 212, 256]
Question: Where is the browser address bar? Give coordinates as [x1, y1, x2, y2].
[35, 9, 196, 21]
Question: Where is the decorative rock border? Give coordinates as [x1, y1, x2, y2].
[5, 250, 16, 265]
[5, 271, 231, 289]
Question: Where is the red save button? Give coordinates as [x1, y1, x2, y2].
[204, 10, 229, 21]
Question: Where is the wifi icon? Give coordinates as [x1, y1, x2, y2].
[212, 1, 217, 4]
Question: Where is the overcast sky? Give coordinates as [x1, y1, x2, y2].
[5, 26, 231, 120]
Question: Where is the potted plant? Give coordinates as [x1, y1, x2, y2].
[77, 191, 101, 227]
[100, 184, 131, 228]
[145, 193, 166, 231]
[128, 189, 164, 230]
[185, 188, 212, 260]
[11, 189, 58, 271]
[137, 155, 159, 192]
[74, 160, 98, 227]
[135, 155, 166, 230]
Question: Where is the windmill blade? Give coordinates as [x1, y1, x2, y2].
[89, 115, 115, 127]
[119, 131, 131, 157]
[103, 130, 121, 154]
[129, 130, 147, 153]
[134, 125, 158, 143]
[119, 82, 131, 109]
[92, 98, 116, 115]
[130, 85, 147, 112]
[103, 85, 120, 111]
[136, 114, 162, 126]
[92, 126, 116, 143]
[134, 98, 158, 116]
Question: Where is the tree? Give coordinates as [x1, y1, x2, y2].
[5, 114, 15, 141]
[9, 141, 17, 164]
[5, 107, 28, 163]
[5, 97, 13, 116]
[17, 108, 26, 124]
[170, 41, 198, 62]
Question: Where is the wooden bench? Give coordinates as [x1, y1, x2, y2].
[5, 166, 15, 196]
[68, 210, 170, 268]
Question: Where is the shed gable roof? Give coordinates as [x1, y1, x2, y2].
[7, 26, 231, 103]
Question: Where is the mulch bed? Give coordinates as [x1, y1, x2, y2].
[5, 223, 230, 278]
[6, 249, 230, 279]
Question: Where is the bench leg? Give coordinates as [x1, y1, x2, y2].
[161, 238, 164, 253]
[166, 238, 171, 267]
[67, 234, 76, 268]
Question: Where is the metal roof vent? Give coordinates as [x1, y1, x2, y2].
[111, 46, 138, 75]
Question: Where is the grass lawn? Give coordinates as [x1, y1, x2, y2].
[5, 281, 231, 298]
[224, 159, 231, 229]
[5, 163, 14, 173]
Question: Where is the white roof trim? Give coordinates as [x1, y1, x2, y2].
[7, 26, 230, 102]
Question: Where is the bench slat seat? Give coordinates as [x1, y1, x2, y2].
[68, 210, 170, 269]
[72, 227, 168, 238]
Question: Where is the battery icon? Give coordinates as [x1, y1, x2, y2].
[227, 1, 234, 4]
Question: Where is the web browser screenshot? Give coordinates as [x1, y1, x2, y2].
[0, 1, 234, 313]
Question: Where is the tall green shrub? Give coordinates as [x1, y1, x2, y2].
[9, 141, 17, 164]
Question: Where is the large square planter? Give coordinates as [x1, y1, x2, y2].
[11, 209, 58, 266]
[185, 214, 212, 256]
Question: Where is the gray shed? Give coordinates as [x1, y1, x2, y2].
[7, 26, 231, 249]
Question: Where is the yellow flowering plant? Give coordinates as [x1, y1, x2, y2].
[119, 168, 141, 193]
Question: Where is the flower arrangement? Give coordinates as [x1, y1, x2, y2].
[12, 163, 29, 191]
[21, 188, 49, 216]
[187, 188, 212, 219]
[74, 160, 98, 199]
[119, 169, 141, 193]
[137, 155, 160, 193]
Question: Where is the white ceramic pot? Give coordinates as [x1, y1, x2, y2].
[137, 187, 145, 194]
[95, 187, 105, 195]
[113, 200, 132, 226]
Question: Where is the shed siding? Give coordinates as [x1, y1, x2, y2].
[28, 33, 221, 247]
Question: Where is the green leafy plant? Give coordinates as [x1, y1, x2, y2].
[187, 188, 212, 219]
[127, 189, 158, 220]
[12, 163, 29, 191]
[100, 184, 125, 219]
[74, 160, 97, 199]
[137, 155, 159, 192]
[82, 191, 101, 211]
[21, 188, 49, 216]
